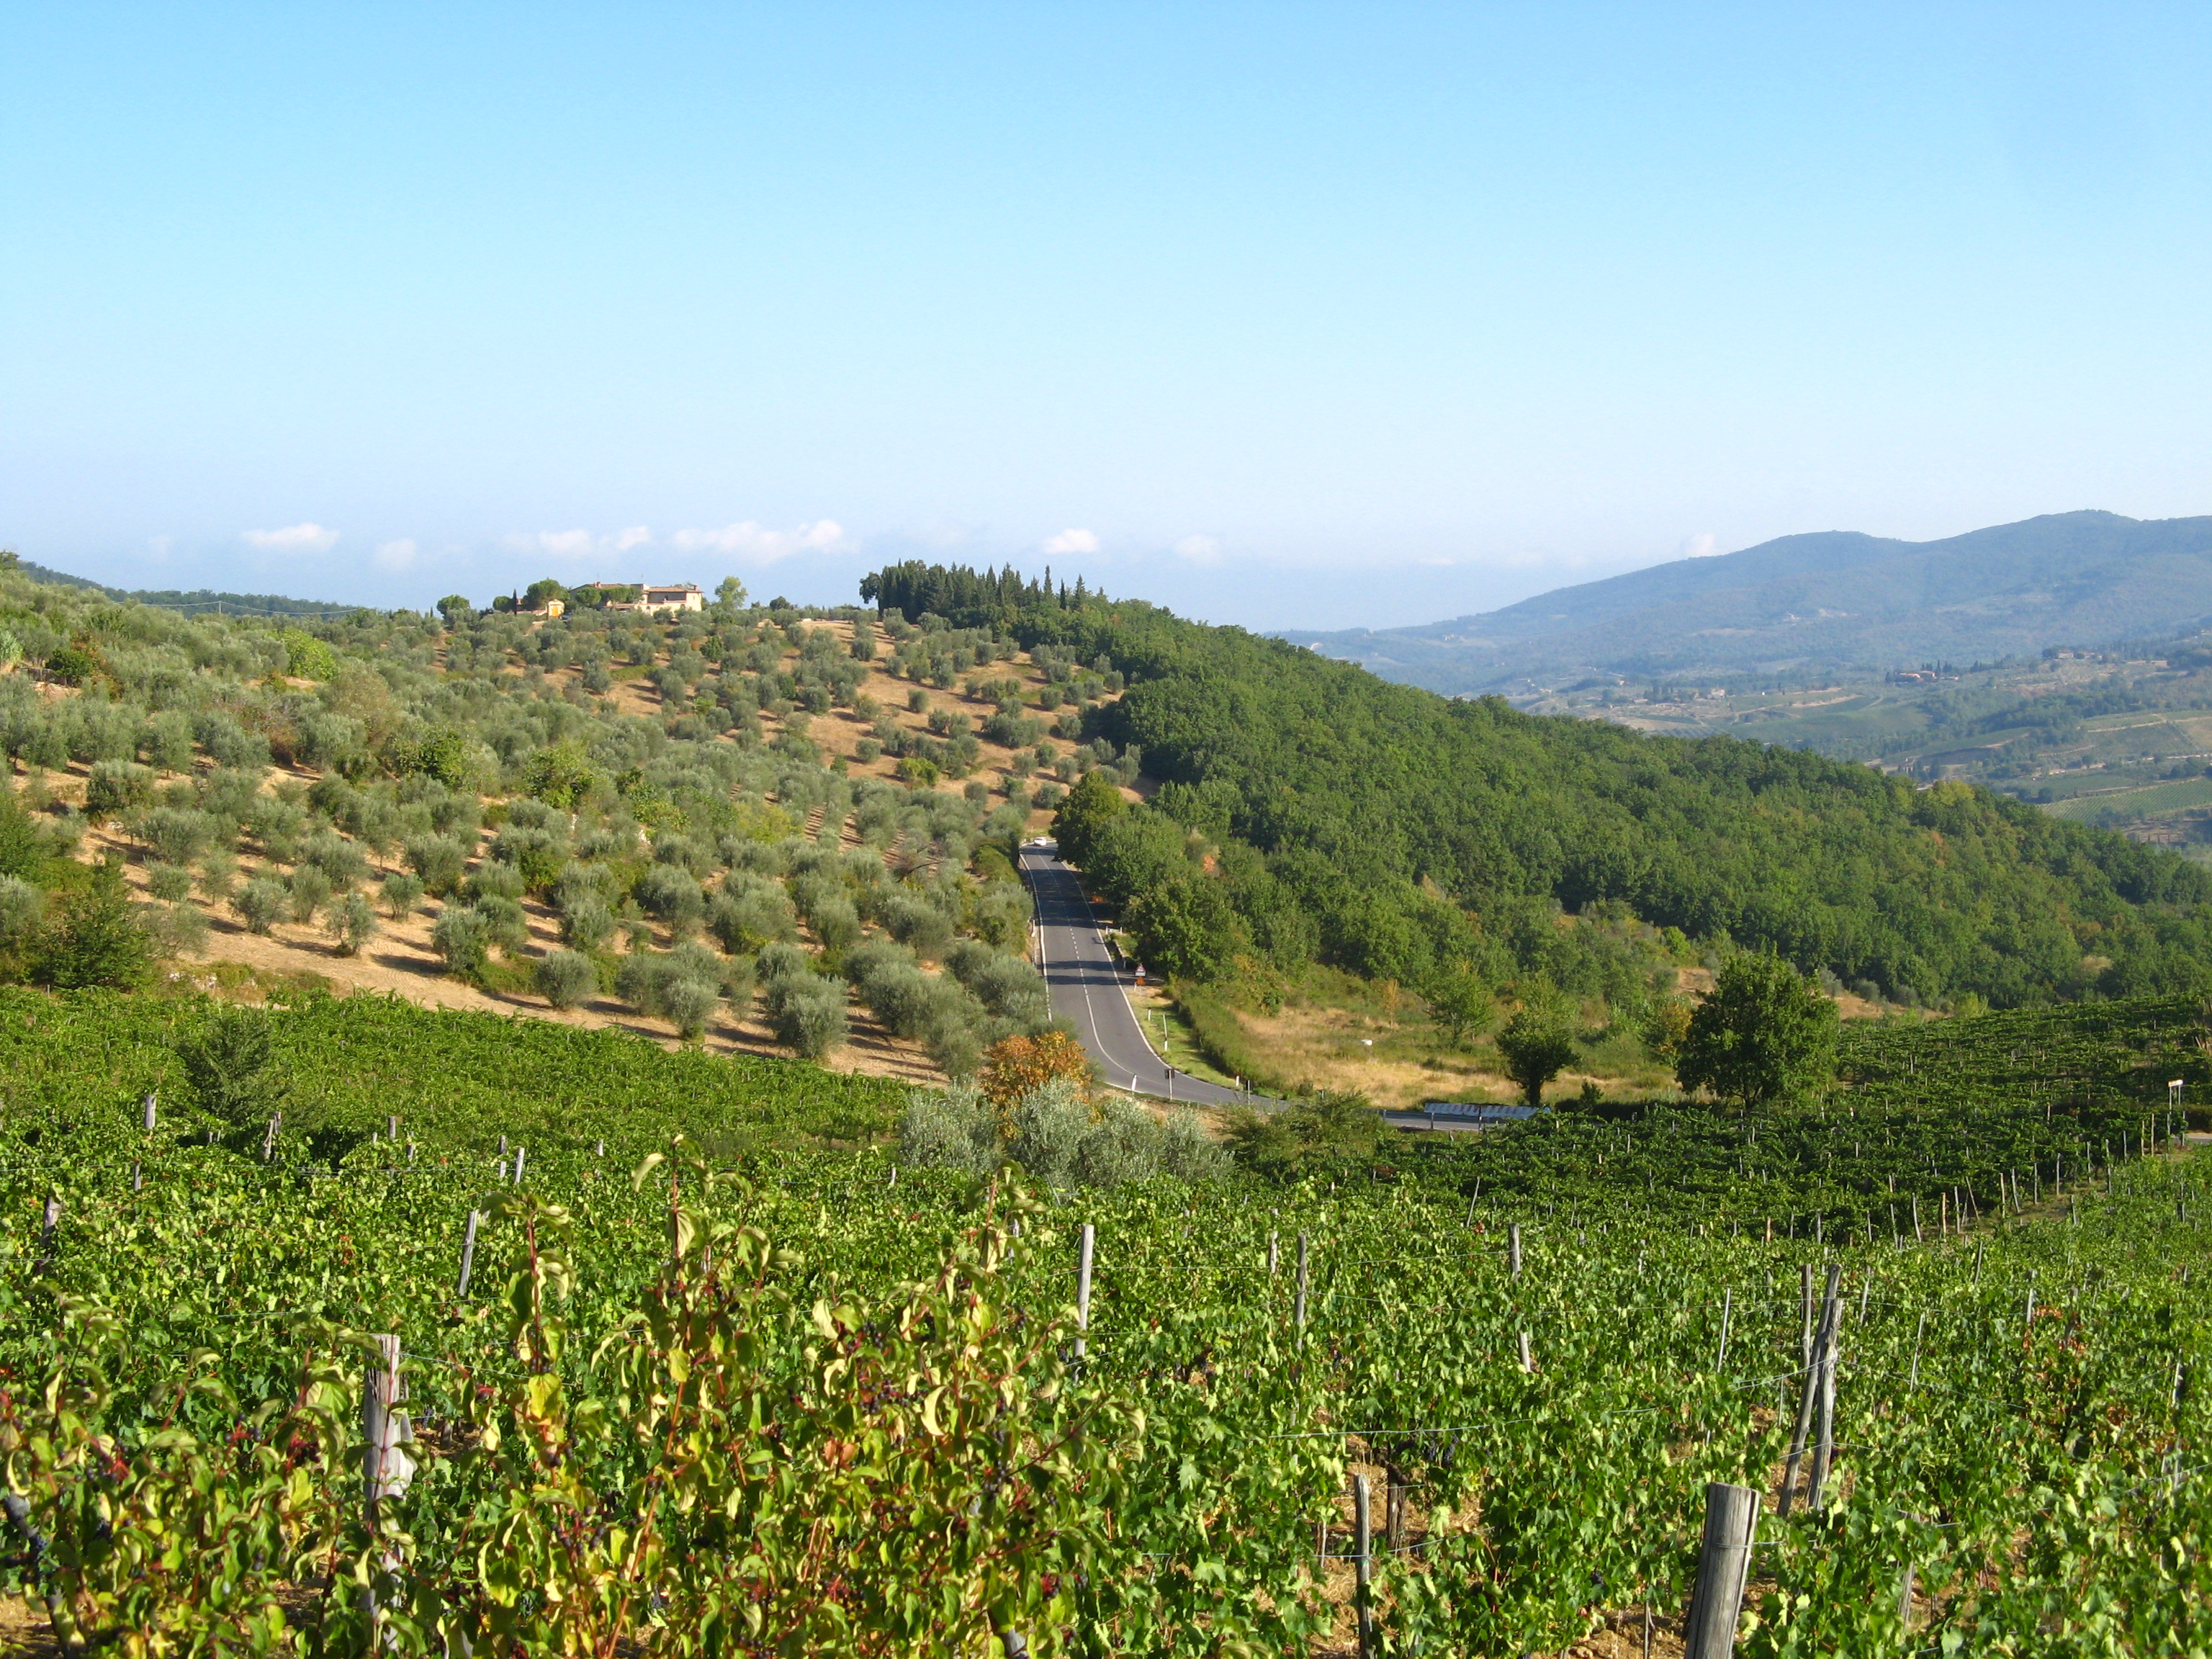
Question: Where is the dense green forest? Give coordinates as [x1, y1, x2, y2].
[868, 561, 2212, 1010]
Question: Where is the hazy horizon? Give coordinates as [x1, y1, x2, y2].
[9, 5, 2212, 630]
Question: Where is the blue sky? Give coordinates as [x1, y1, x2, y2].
[5, 4, 2211, 628]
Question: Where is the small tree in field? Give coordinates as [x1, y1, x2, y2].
[1425, 969, 1494, 1048]
[1495, 1004, 1578, 1108]
[979, 1031, 1092, 1120]
[1676, 952, 1838, 1105]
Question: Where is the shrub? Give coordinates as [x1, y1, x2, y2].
[465, 860, 525, 903]
[1007, 1078, 1091, 1187]
[949, 946, 1048, 1027]
[325, 891, 379, 956]
[84, 760, 154, 823]
[32, 863, 150, 990]
[44, 644, 102, 686]
[979, 1031, 1092, 1112]
[899, 1084, 999, 1175]
[138, 710, 195, 773]
[635, 864, 705, 927]
[286, 867, 332, 925]
[404, 834, 469, 896]
[135, 807, 217, 868]
[431, 904, 492, 981]
[245, 798, 306, 863]
[708, 886, 797, 953]
[196, 853, 239, 908]
[1159, 1110, 1227, 1182]
[535, 948, 599, 1011]
[766, 973, 848, 1058]
[882, 894, 954, 959]
[145, 863, 194, 904]
[0, 876, 47, 946]
[616, 950, 680, 1017]
[471, 893, 530, 952]
[234, 878, 287, 935]
[553, 861, 617, 914]
[493, 824, 568, 891]
[175, 1005, 284, 1128]
[756, 940, 813, 987]
[148, 900, 210, 957]
[560, 896, 615, 952]
[809, 896, 862, 958]
[664, 976, 722, 1041]
[300, 830, 369, 891]
[379, 871, 426, 920]
[1074, 1098, 1161, 1187]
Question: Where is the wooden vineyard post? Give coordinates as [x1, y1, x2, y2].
[35, 1194, 58, 1277]
[1509, 1220, 1523, 1278]
[1684, 1483, 1759, 1659]
[1799, 1264, 1815, 1371]
[457, 1210, 482, 1300]
[1386, 1469, 1407, 1550]
[1716, 1287, 1732, 1372]
[141, 1093, 155, 1133]
[1353, 1472, 1374, 1658]
[512, 1145, 526, 1186]
[263, 1113, 281, 1162]
[1295, 1233, 1310, 1332]
[1911, 1197, 1923, 1244]
[1781, 1266, 1840, 1516]
[1268, 1230, 1279, 1277]
[1807, 1266, 1843, 1509]
[1519, 1329, 1533, 1372]
[1074, 1223, 1094, 1363]
[360, 1334, 414, 1623]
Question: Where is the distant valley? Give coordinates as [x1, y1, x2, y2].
[1282, 510, 2212, 693]
[1284, 509, 2212, 858]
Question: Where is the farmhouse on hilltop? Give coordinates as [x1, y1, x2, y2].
[571, 580, 705, 615]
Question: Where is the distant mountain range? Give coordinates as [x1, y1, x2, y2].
[1279, 511, 2212, 694]
[14, 559, 361, 619]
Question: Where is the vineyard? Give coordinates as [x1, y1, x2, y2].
[0, 989, 2207, 1653]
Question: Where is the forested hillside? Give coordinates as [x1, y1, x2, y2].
[869, 561, 2212, 1010]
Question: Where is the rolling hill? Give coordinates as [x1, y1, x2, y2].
[1282, 510, 2212, 693]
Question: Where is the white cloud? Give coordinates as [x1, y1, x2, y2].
[1042, 528, 1099, 555]
[374, 537, 419, 572]
[243, 522, 339, 553]
[145, 535, 173, 559]
[1172, 533, 1223, 565]
[611, 525, 652, 552]
[532, 529, 596, 559]
[1677, 531, 1720, 559]
[668, 519, 850, 561]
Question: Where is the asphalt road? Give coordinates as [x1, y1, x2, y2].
[1020, 842, 1267, 1110]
